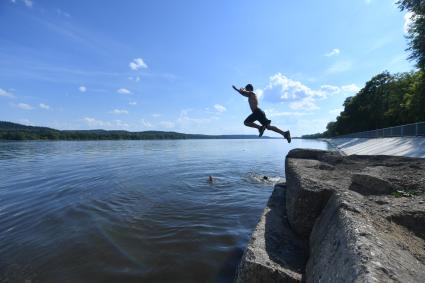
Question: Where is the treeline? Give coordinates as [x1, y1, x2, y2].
[325, 71, 424, 137]
[0, 121, 268, 140]
[303, 0, 425, 138]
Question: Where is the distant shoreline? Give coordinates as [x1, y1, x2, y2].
[0, 121, 291, 141]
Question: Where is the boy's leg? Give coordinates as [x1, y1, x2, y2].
[266, 124, 286, 135]
[244, 121, 261, 130]
[266, 124, 291, 143]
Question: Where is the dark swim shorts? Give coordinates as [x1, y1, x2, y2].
[244, 108, 271, 126]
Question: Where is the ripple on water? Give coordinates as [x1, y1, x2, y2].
[0, 139, 329, 282]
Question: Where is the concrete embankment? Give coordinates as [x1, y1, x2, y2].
[327, 137, 425, 158]
[237, 149, 425, 282]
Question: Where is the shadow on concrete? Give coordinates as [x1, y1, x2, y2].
[264, 185, 308, 275]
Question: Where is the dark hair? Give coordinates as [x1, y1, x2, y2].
[245, 84, 254, 91]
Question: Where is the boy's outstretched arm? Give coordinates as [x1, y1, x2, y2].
[232, 85, 250, 97]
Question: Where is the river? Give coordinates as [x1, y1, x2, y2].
[0, 139, 329, 283]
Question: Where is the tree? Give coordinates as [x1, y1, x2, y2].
[398, 0, 425, 71]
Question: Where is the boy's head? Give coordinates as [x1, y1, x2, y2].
[245, 84, 254, 91]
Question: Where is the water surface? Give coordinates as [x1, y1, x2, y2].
[0, 139, 329, 283]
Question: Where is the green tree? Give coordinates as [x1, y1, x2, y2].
[398, 0, 425, 71]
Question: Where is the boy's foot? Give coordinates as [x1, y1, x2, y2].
[258, 125, 266, 137]
[283, 131, 291, 143]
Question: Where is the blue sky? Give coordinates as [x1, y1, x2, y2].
[0, 0, 415, 136]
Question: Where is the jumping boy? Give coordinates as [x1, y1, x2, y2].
[233, 84, 291, 143]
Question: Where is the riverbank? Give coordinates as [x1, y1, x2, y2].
[326, 137, 425, 158]
[236, 149, 425, 282]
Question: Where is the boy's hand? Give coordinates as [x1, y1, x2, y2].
[232, 85, 239, 92]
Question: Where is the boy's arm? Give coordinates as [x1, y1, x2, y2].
[232, 85, 251, 97]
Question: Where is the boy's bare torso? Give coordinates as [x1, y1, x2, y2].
[248, 92, 258, 112]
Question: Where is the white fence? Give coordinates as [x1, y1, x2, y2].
[336, 121, 425, 138]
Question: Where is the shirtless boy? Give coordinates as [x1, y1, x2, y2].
[233, 84, 291, 143]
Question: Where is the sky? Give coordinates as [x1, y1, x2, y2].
[0, 0, 416, 136]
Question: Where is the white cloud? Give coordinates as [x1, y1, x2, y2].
[129, 58, 148, 70]
[0, 88, 14, 98]
[141, 119, 153, 128]
[329, 108, 344, 114]
[18, 118, 33, 125]
[365, 0, 372, 4]
[56, 9, 71, 18]
[260, 73, 359, 111]
[17, 103, 33, 110]
[39, 103, 50, 110]
[341, 84, 360, 93]
[110, 109, 128, 115]
[129, 101, 137, 106]
[320, 85, 341, 95]
[159, 121, 175, 129]
[263, 73, 317, 101]
[325, 48, 340, 57]
[23, 0, 32, 7]
[83, 117, 129, 129]
[79, 86, 87, 92]
[214, 104, 226, 113]
[256, 88, 264, 100]
[117, 88, 131, 95]
[128, 76, 141, 82]
[327, 60, 352, 74]
[265, 108, 311, 117]
[404, 12, 415, 34]
[289, 97, 320, 111]
[152, 113, 161, 118]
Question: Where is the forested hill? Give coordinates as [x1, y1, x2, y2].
[0, 121, 272, 140]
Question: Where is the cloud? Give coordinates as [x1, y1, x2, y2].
[23, 0, 32, 7]
[79, 86, 87, 92]
[329, 108, 344, 114]
[365, 0, 372, 4]
[129, 101, 137, 106]
[129, 58, 148, 70]
[260, 73, 359, 111]
[39, 103, 50, 110]
[214, 104, 226, 113]
[141, 119, 153, 128]
[83, 117, 129, 129]
[117, 88, 131, 95]
[159, 121, 175, 129]
[289, 97, 320, 111]
[404, 12, 415, 34]
[110, 109, 128, 115]
[264, 108, 311, 117]
[341, 84, 360, 93]
[17, 103, 33, 110]
[152, 113, 161, 118]
[128, 76, 141, 82]
[0, 88, 14, 98]
[326, 60, 352, 74]
[56, 9, 71, 18]
[325, 48, 340, 57]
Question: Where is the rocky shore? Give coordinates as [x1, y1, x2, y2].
[236, 149, 425, 282]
